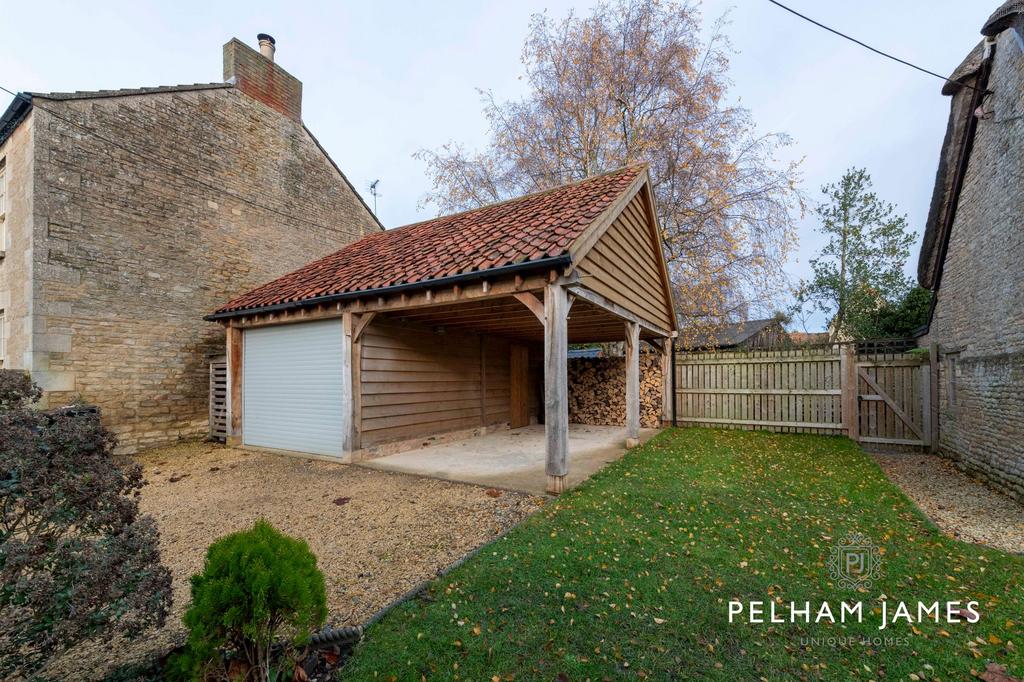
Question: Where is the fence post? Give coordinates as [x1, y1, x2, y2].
[920, 362, 932, 448]
[928, 342, 939, 452]
[840, 344, 859, 442]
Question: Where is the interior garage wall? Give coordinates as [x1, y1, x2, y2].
[358, 319, 514, 447]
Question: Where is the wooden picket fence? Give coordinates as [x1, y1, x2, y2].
[673, 345, 933, 449]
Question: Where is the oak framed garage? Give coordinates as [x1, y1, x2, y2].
[206, 165, 677, 493]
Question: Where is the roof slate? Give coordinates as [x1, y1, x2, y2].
[213, 165, 646, 315]
[29, 82, 233, 101]
[685, 318, 779, 349]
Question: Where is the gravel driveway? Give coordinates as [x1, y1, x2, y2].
[48, 442, 541, 680]
[874, 452, 1024, 554]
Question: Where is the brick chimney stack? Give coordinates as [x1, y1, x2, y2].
[223, 34, 302, 122]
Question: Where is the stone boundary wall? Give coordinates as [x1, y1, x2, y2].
[567, 355, 662, 428]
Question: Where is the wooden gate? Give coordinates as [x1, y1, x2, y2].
[854, 352, 930, 448]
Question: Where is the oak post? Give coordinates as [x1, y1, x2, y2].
[840, 344, 859, 442]
[341, 312, 357, 455]
[544, 283, 569, 494]
[660, 337, 673, 426]
[226, 325, 243, 445]
[625, 321, 641, 447]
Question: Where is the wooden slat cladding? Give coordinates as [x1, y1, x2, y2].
[209, 356, 228, 441]
[358, 319, 512, 446]
[575, 194, 674, 331]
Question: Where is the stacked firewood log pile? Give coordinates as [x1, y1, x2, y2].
[567, 354, 663, 427]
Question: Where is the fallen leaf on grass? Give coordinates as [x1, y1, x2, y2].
[979, 662, 1022, 682]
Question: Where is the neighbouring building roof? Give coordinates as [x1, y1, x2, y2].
[788, 331, 830, 346]
[0, 83, 234, 147]
[918, 39, 994, 291]
[982, 0, 1024, 35]
[212, 165, 647, 315]
[684, 318, 780, 349]
[30, 82, 233, 101]
[941, 40, 986, 96]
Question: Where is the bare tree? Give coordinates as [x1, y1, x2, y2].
[416, 0, 804, 343]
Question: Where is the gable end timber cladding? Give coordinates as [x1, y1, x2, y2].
[572, 183, 675, 332]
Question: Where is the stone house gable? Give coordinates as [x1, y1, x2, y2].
[917, 2, 1024, 501]
[0, 36, 381, 452]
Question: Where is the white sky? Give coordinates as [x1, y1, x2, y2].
[1, 1, 990, 330]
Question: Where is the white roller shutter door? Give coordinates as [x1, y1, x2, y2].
[242, 319, 344, 456]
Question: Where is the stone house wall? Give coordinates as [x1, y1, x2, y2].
[922, 27, 1024, 500]
[2, 39, 380, 452]
[0, 113, 35, 373]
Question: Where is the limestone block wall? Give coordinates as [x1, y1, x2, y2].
[922, 28, 1024, 501]
[25, 85, 379, 452]
[567, 355, 662, 428]
[0, 113, 34, 372]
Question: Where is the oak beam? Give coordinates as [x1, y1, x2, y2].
[226, 326, 243, 445]
[341, 312, 357, 453]
[544, 283, 570, 494]
[227, 274, 553, 329]
[660, 336, 672, 426]
[513, 292, 547, 325]
[352, 311, 377, 341]
[566, 283, 673, 338]
[625, 321, 641, 447]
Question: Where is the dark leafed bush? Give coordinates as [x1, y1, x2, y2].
[0, 371, 172, 678]
[171, 519, 327, 681]
[0, 369, 41, 410]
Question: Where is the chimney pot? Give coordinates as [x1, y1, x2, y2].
[257, 33, 276, 61]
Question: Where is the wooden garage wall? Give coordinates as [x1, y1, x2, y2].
[575, 191, 674, 331]
[358, 319, 513, 447]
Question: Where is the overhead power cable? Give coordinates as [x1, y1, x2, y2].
[0, 83, 364, 235]
[765, 0, 990, 95]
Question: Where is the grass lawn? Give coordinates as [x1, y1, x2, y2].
[340, 428, 1023, 681]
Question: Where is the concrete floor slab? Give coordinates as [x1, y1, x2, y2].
[360, 424, 659, 495]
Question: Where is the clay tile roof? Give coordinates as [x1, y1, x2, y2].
[212, 165, 646, 316]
